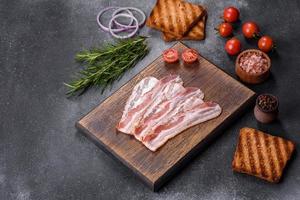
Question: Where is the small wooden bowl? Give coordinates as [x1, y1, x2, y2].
[235, 49, 271, 84]
[254, 94, 279, 123]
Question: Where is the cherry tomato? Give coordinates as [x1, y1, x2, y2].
[225, 38, 241, 55]
[218, 22, 233, 37]
[182, 49, 198, 64]
[223, 7, 240, 23]
[242, 22, 260, 39]
[258, 36, 274, 53]
[163, 48, 179, 63]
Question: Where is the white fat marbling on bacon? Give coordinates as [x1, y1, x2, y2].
[123, 76, 158, 115]
[142, 101, 222, 151]
[116, 75, 183, 134]
[117, 74, 222, 152]
[134, 87, 204, 141]
[132, 82, 186, 136]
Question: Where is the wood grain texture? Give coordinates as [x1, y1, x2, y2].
[76, 42, 256, 191]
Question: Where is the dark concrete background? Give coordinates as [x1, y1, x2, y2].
[1, 0, 300, 199]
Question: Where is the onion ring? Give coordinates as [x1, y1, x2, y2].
[109, 14, 139, 39]
[112, 7, 146, 29]
[97, 7, 134, 33]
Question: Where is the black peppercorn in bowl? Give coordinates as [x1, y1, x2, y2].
[254, 94, 279, 123]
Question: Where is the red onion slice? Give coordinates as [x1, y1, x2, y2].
[109, 14, 139, 39]
[97, 7, 134, 33]
[112, 7, 146, 29]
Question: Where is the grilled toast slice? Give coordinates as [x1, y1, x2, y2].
[146, 0, 206, 38]
[232, 127, 295, 183]
[162, 12, 207, 41]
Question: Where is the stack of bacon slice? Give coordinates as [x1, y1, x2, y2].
[116, 75, 222, 151]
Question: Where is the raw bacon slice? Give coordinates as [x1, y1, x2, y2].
[142, 101, 222, 151]
[132, 82, 185, 136]
[116, 74, 222, 152]
[134, 87, 204, 141]
[116, 75, 183, 134]
[116, 76, 158, 134]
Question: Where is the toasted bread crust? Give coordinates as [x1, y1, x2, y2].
[146, 0, 206, 38]
[162, 14, 207, 41]
[232, 127, 295, 183]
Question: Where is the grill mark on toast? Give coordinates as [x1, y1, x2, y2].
[283, 140, 290, 158]
[185, 2, 198, 38]
[241, 132, 251, 172]
[168, 0, 175, 32]
[163, 17, 206, 41]
[237, 133, 245, 171]
[258, 131, 271, 178]
[163, 0, 170, 30]
[184, 4, 198, 36]
[188, 1, 196, 25]
[246, 132, 256, 174]
[268, 135, 281, 179]
[278, 138, 288, 164]
[175, 1, 183, 38]
[192, 15, 205, 38]
[265, 134, 276, 181]
[166, 0, 172, 31]
[252, 131, 262, 176]
[274, 137, 284, 169]
[187, 6, 205, 38]
[189, 6, 202, 26]
[255, 131, 267, 178]
[181, 2, 190, 37]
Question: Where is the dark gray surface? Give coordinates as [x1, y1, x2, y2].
[1, 0, 299, 199]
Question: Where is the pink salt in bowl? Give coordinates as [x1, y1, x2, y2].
[235, 49, 271, 84]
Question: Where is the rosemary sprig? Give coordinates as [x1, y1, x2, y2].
[65, 36, 149, 96]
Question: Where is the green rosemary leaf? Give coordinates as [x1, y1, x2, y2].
[66, 36, 149, 96]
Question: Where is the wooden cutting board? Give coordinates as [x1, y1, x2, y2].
[76, 42, 256, 191]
